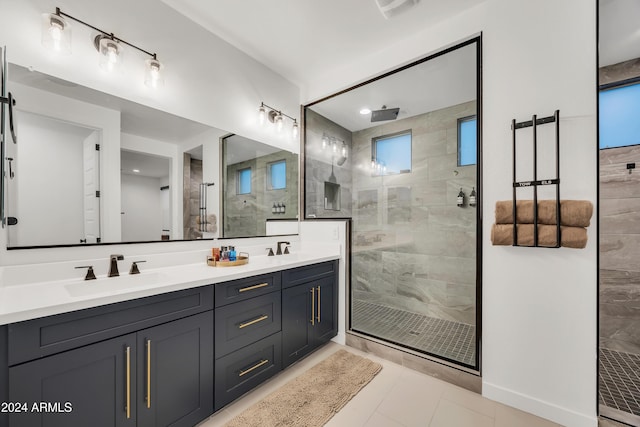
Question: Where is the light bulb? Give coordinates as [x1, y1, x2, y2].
[371, 159, 376, 169]
[275, 114, 284, 132]
[258, 105, 266, 125]
[322, 135, 328, 149]
[292, 121, 299, 139]
[332, 141, 337, 153]
[341, 144, 347, 157]
[98, 37, 121, 72]
[41, 13, 71, 54]
[145, 58, 164, 88]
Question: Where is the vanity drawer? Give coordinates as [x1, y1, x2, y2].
[8, 286, 214, 366]
[282, 260, 338, 289]
[215, 291, 281, 358]
[214, 332, 281, 411]
[215, 272, 281, 307]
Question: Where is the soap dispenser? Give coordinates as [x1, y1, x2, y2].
[469, 187, 477, 207]
[457, 188, 465, 207]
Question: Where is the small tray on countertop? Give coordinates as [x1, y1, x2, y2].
[207, 252, 249, 267]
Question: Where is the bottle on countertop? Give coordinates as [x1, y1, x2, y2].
[229, 246, 237, 261]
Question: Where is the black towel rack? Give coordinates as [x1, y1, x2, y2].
[511, 110, 561, 248]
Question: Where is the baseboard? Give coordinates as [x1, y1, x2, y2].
[332, 332, 346, 345]
[483, 381, 597, 427]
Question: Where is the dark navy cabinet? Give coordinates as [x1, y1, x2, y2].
[282, 260, 338, 368]
[6, 287, 214, 427]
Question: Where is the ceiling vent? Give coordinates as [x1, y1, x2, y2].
[374, 0, 419, 19]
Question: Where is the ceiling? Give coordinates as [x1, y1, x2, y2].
[161, 0, 484, 89]
[121, 149, 170, 178]
[309, 43, 476, 132]
[599, 0, 640, 67]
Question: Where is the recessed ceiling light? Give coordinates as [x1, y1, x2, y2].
[359, 108, 371, 115]
[133, 169, 140, 173]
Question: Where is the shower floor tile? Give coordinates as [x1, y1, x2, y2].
[352, 300, 476, 366]
[599, 347, 640, 417]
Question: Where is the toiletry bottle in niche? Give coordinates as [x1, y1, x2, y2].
[282, 203, 286, 214]
[457, 188, 465, 207]
[229, 246, 236, 261]
[272, 203, 277, 214]
[469, 187, 477, 207]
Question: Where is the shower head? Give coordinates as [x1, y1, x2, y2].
[371, 106, 399, 122]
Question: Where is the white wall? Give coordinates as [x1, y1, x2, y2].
[7, 82, 121, 244]
[121, 174, 163, 242]
[121, 133, 179, 239]
[11, 112, 87, 246]
[302, 2, 598, 426]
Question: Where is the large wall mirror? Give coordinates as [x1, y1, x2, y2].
[304, 38, 481, 369]
[222, 135, 298, 238]
[2, 62, 299, 248]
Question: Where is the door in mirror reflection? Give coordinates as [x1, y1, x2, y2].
[7, 111, 101, 247]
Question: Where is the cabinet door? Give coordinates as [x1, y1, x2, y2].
[136, 311, 214, 427]
[313, 275, 338, 346]
[9, 334, 137, 427]
[282, 282, 315, 368]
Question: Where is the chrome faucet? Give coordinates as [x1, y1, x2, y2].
[276, 241, 290, 255]
[108, 254, 124, 277]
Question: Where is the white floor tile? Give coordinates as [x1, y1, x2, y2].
[429, 399, 494, 427]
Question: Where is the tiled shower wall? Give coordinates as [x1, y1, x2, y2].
[304, 109, 353, 218]
[600, 145, 640, 354]
[599, 58, 640, 355]
[183, 155, 202, 239]
[351, 101, 477, 325]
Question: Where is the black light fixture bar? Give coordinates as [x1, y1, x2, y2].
[260, 102, 297, 123]
[54, 7, 157, 60]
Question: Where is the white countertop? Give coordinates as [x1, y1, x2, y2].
[0, 251, 339, 325]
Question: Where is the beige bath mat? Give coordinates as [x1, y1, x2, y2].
[225, 349, 382, 427]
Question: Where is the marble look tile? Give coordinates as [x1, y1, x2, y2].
[600, 234, 640, 273]
[401, 351, 481, 393]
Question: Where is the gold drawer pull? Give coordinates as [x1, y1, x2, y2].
[125, 346, 131, 419]
[317, 286, 321, 323]
[239, 315, 269, 329]
[146, 340, 151, 408]
[239, 359, 269, 377]
[310, 288, 315, 326]
[238, 282, 269, 293]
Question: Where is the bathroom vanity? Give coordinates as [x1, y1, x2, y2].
[0, 256, 339, 427]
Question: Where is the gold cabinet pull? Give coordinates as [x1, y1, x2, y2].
[125, 346, 131, 419]
[238, 282, 269, 293]
[239, 315, 268, 329]
[310, 288, 315, 326]
[239, 359, 269, 377]
[146, 340, 151, 409]
[317, 286, 321, 323]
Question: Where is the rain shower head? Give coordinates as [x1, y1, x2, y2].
[371, 106, 399, 122]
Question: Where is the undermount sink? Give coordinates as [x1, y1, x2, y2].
[65, 272, 167, 297]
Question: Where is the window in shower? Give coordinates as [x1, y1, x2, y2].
[599, 82, 640, 149]
[237, 167, 252, 194]
[303, 38, 481, 371]
[267, 160, 286, 190]
[458, 115, 477, 166]
[372, 131, 412, 175]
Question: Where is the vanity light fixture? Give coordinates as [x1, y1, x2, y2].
[257, 102, 299, 139]
[322, 132, 348, 166]
[41, 7, 164, 88]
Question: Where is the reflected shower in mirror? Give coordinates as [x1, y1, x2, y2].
[304, 39, 480, 369]
[222, 134, 298, 238]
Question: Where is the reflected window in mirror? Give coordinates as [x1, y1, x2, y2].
[267, 160, 287, 190]
[237, 167, 252, 195]
[458, 115, 477, 166]
[599, 82, 640, 149]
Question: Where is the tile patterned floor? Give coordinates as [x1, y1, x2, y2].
[351, 300, 476, 366]
[199, 342, 563, 427]
[599, 347, 640, 416]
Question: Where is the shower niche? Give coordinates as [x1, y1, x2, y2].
[324, 181, 341, 211]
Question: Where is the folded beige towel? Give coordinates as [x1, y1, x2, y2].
[495, 200, 593, 227]
[491, 223, 588, 249]
[196, 214, 217, 225]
